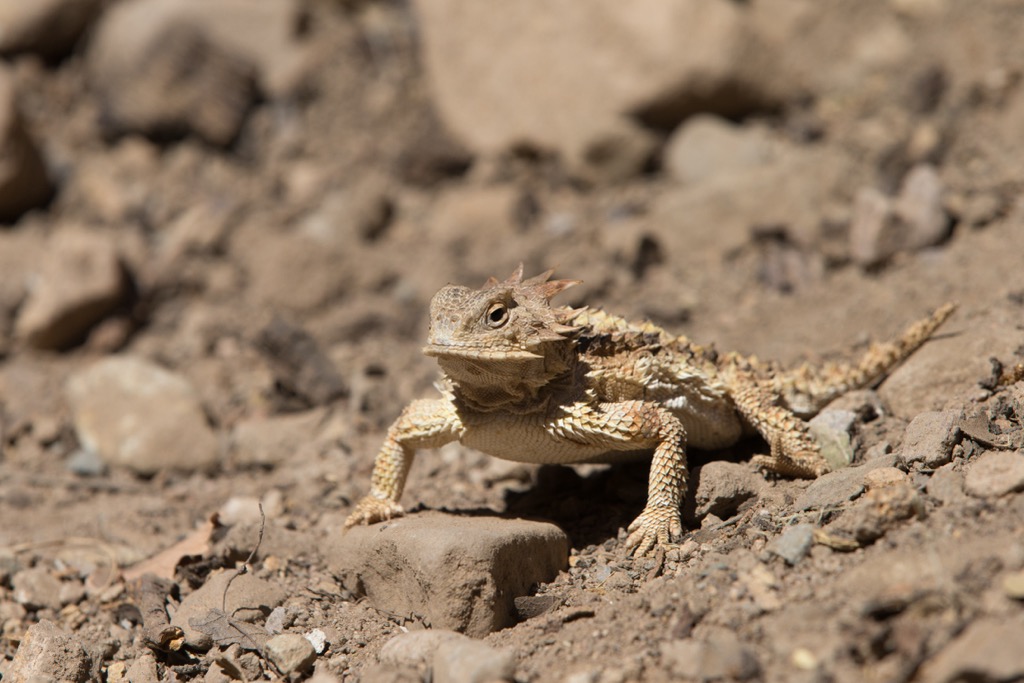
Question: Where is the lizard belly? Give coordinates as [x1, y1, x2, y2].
[649, 381, 744, 449]
[459, 412, 618, 465]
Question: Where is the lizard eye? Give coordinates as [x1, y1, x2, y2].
[485, 302, 509, 328]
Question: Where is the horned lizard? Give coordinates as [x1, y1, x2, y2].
[346, 266, 955, 556]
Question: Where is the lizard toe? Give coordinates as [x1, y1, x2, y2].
[625, 506, 682, 557]
[345, 496, 405, 529]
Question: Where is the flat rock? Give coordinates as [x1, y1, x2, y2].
[0, 66, 53, 223]
[14, 228, 127, 350]
[329, 512, 568, 637]
[898, 409, 963, 468]
[171, 570, 287, 650]
[66, 355, 221, 475]
[916, 614, 1024, 683]
[794, 453, 900, 511]
[0, 0, 102, 60]
[5, 620, 92, 683]
[963, 451, 1024, 498]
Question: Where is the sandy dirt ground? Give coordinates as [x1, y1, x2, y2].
[1, 1, 1024, 681]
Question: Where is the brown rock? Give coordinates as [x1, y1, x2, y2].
[794, 453, 901, 512]
[916, 614, 1024, 683]
[825, 470, 921, 545]
[88, 0, 309, 142]
[329, 512, 568, 637]
[230, 409, 326, 467]
[5, 620, 92, 683]
[690, 461, 763, 521]
[893, 164, 949, 250]
[0, 0, 101, 60]
[663, 115, 778, 186]
[0, 229, 44, 323]
[660, 632, 761, 681]
[66, 356, 221, 475]
[412, 0, 801, 172]
[14, 228, 127, 350]
[880, 303, 1023, 418]
[11, 567, 63, 611]
[963, 451, 1024, 498]
[0, 66, 53, 222]
[925, 462, 968, 505]
[850, 165, 949, 268]
[898, 409, 963, 468]
[433, 636, 516, 683]
[264, 633, 316, 675]
[849, 186, 895, 267]
[88, 0, 262, 145]
[649, 147, 850, 265]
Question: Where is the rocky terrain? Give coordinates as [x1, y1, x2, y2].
[1, 0, 1024, 681]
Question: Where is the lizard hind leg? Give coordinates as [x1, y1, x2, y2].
[726, 369, 830, 479]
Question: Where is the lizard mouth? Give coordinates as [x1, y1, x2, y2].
[422, 343, 543, 361]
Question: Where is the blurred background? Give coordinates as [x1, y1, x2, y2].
[1, 0, 1023, 679]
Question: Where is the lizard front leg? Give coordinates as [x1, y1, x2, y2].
[345, 397, 463, 528]
[624, 407, 687, 557]
[553, 401, 688, 557]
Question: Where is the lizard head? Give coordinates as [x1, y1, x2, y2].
[424, 264, 581, 389]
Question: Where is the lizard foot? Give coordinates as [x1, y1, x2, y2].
[751, 451, 828, 479]
[344, 496, 405, 529]
[625, 505, 683, 557]
[752, 436, 829, 479]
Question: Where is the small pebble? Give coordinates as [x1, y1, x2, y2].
[768, 524, 815, 566]
[66, 448, 108, 477]
[1003, 570, 1024, 600]
[265, 606, 287, 635]
[305, 628, 327, 654]
[265, 633, 316, 675]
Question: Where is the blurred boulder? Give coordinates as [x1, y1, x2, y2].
[412, 0, 804, 178]
[0, 67, 53, 222]
[0, 0, 102, 61]
[66, 355, 221, 475]
[664, 115, 780, 186]
[850, 164, 950, 267]
[14, 227, 128, 350]
[87, 0, 309, 145]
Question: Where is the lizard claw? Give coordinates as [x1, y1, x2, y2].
[624, 505, 683, 557]
[345, 496, 405, 529]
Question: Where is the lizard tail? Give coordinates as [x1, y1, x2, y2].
[771, 302, 957, 417]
